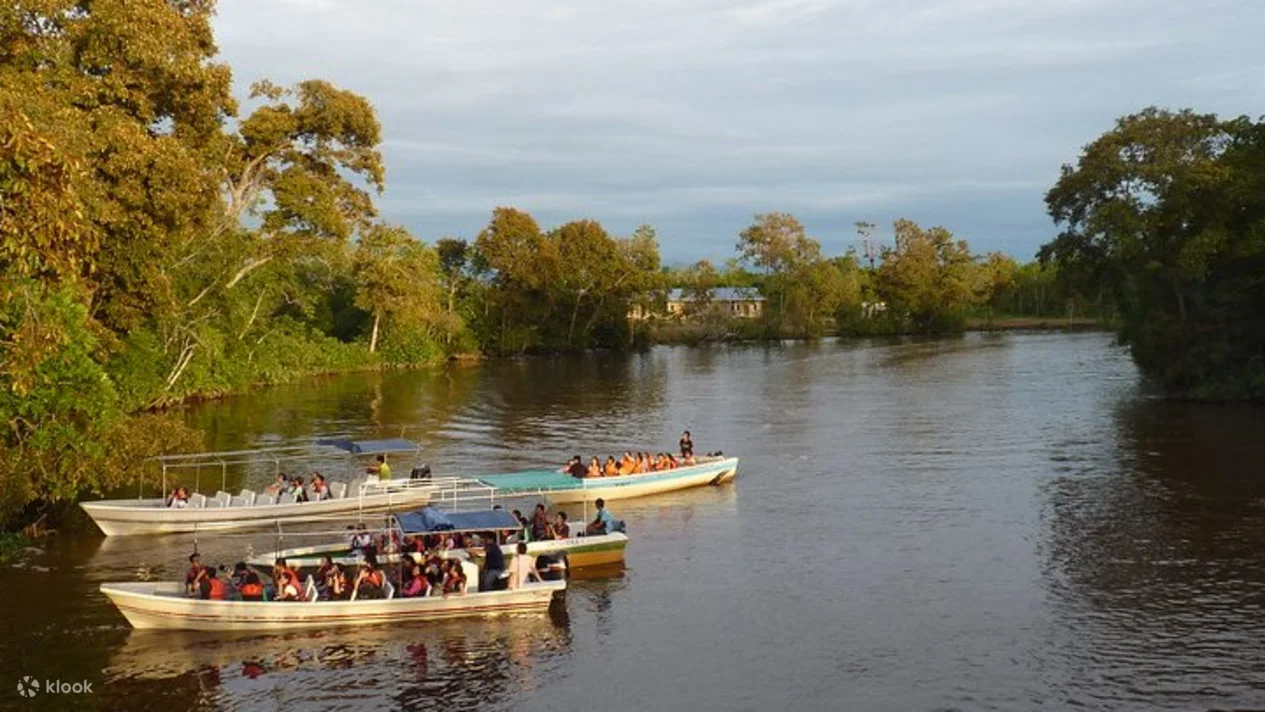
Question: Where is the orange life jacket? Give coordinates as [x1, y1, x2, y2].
[240, 582, 264, 598]
[207, 577, 228, 600]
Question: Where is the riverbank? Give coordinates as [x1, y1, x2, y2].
[965, 317, 1113, 332]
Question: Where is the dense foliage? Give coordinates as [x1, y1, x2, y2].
[1041, 108, 1265, 400]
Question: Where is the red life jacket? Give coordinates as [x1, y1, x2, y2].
[207, 577, 228, 600]
[240, 582, 264, 598]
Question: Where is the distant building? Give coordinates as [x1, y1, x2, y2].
[666, 287, 765, 319]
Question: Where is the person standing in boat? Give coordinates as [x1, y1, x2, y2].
[481, 534, 506, 592]
[507, 542, 541, 589]
[366, 454, 391, 481]
[679, 430, 694, 458]
[185, 552, 202, 594]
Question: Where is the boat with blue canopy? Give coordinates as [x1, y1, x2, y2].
[250, 504, 629, 571]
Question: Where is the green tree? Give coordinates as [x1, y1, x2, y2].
[875, 219, 980, 332]
[352, 225, 443, 354]
[1041, 108, 1265, 399]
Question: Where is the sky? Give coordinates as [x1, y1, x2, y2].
[213, 0, 1265, 264]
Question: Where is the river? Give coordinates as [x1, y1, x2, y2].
[4, 332, 1265, 711]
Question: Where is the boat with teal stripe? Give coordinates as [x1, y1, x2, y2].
[477, 455, 739, 504]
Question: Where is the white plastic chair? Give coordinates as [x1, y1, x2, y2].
[188, 493, 207, 508]
[330, 482, 347, 500]
[305, 575, 318, 602]
[383, 579, 395, 600]
[277, 492, 295, 505]
[238, 490, 256, 506]
[229, 495, 248, 508]
[255, 494, 274, 506]
[214, 491, 231, 507]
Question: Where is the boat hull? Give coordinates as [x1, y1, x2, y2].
[100, 581, 563, 631]
[478, 457, 739, 504]
[81, 489, 434, 536]
[548, 457, 739, 503]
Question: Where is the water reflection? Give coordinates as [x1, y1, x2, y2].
[104, 615, 572, 711]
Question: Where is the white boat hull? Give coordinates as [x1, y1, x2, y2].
[548, 457, 739, 504]
[100, 580, 564, 631]
[81, 487, 435, 536]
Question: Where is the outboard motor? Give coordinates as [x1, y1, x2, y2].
[410, 464, 432, 480]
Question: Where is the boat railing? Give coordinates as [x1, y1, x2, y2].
[140, 439, 423, 498]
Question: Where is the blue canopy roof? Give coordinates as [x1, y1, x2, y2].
[396, 507, 520, 534]
[316, 438, 419, 455]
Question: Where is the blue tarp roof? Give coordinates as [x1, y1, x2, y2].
[396, 507, 520, 534]
[316, 438, 419, 455]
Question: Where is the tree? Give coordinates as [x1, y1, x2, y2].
[977, 252, 1019, 323]
[737, 212, 822, 324]
[435, 237, 470, 314]
[352, 225, 442, 354]
[875, 219, 980, 332]
[472, 207, 557, 353]
[1041, 108, 1265, 399]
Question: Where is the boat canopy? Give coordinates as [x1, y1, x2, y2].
[315, 438, 420, 455]
[396, 507, 519, 534]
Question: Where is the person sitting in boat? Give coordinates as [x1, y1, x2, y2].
[366, 454, 391, 481]
[585, 498, 618, 535]
[683, 452, 697, 466]
[510, 509, 531, 542]
[423, 556, 444, 589]
[507, 542, 540, 589]
[354, 558, 385, 599]
[586, 457, 601, 478]
[264, 473, 288, 496]
[167, 487, 189, 509]
[349, 524, 375, 556]
[602, 456, 618, 477]
[310, 473, 329, 501]
[195, 564, 229, 600]
[272, 558, 302, 601]
[530, 503, 550, 541]
[326, 563, 351, 600]
[441, 560, 466, 595]
[287, 476, 308, 503]
[635, 452, 650, 473]
[185, 552, 202, 594]
[239, 568, 266, 602]
[679, 430, 694, 458]
[402, 561, 430, 597]
[616, 452, 634, 476]
[561, 455, 586, 478]
[550, 512, 571, 539]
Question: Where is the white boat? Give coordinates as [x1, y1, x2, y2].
[248, 507, 629, 570]
[477, 455, 739, 504]
[81, 439, 456, 536]
[99, 578, 565, 631]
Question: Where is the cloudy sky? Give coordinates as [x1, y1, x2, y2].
[214, 0, 1265, 263]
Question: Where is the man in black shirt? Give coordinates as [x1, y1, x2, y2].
[565, 455, 586, 479]
[481, 535, 506, 592]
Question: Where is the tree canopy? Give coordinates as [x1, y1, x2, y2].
[1040, 108, 1265, 399]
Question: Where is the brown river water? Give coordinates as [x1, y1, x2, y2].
[4, 332, 1265, 711]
